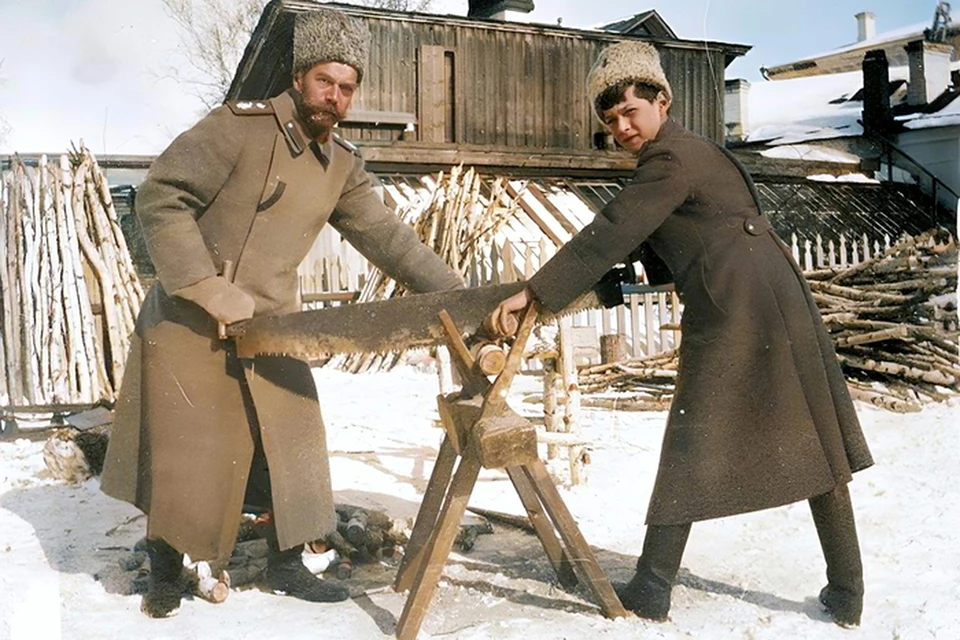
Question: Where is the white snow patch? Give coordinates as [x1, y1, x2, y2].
[807, 173, 880, 184]
[761, 144, 861, 164]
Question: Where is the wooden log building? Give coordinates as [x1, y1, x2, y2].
[227, 0, 751, 176]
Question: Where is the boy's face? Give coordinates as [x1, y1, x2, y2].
[600, 85, 669, 153]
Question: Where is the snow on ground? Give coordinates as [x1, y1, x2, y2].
[1, 366, 959, 639]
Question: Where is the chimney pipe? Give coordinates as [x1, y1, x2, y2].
[862, 49, 893, 135]
[905, 39, 953, 105]
[856, 11, 876, 42]
[467, 0, 535, 20]
[724, 79, 750, 142]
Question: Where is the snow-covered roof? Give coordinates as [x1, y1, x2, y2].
[746, 64, 960, 145]
[761, 10, 958, 80]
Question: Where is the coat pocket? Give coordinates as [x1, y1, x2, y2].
[256, 133, 288, 212]
[257, 180, 286, 212]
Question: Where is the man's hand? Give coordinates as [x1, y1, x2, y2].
[483, 287, 534, 337]
[173, 275, 255, 325]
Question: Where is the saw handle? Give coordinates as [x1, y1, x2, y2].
[482, 287, 532, 338]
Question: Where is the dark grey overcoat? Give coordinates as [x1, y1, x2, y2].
[100, 90, 462, 561]
[529, 119, 873, 525]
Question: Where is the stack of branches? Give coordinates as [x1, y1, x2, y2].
[577, 349, 677, 411]
[0, 147, 143, 410]
[331, 165, 523, 373]
[810, 228, 958, 411]
[577, 230, 958, 413]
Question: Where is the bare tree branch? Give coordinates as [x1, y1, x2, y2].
[159, 0, 436, 110]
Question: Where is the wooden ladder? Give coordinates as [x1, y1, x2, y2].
[392, 303, 627, 640]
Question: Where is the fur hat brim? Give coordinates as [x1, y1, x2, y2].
[294, 8, 370, 82]
[586, 41, 672, 115]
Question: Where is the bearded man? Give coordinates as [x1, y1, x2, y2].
[100, 8, 462, 618]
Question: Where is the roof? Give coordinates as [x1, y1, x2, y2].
[745, 64, 960, 145]
[595, 10, 677, 40]
[761, 10, 960, 80]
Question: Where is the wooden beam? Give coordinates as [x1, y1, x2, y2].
[342, 109, 417, 127]
[396, 454, 483, 640]
[504, 182, 566, 248]
[393, 436, 459, 593]
[504, 466, 579, 588]
[526, 182, 582, 237]
[521, 460, 629, 619]
[357, 144, 637, 173]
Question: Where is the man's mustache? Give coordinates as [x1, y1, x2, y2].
[308, 106, 341, 122]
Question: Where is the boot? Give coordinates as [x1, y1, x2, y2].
[810, 484, 864, 628]
[616, 523, 691, 621]
[260, 525, 349, 603]
[141, 538, 185, 618]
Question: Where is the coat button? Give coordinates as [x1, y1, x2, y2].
[743, 218, 765, 235]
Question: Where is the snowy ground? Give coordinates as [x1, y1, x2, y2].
[1, 366, 958, 640]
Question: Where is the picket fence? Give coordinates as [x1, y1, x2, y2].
[298, 227, 899, 363]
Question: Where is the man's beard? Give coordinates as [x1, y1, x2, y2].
[294, 93, 341, 140]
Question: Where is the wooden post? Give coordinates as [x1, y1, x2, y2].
[542, 357, 559, 460]
[600, 334, 628, 364]
[558, 316, 583, 485]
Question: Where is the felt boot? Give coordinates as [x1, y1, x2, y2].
[616, 523, 691, 621]
[141, 538, 185, 618]
[260, 525, 348, 603]
[810, 484, 864, 628]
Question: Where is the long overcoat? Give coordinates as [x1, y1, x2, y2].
[100, 90, 462, 562]
[529, 118, 874, 525]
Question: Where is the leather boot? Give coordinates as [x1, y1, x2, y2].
[259, 525, 349, 603]
[141, 538, 185, 618]
[810, 483, 864, 628]
[616, 523, 691, 621]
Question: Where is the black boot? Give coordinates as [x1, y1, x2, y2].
[616, 523, 691, 621]
[810, 484, 864, 628]
[141, 538, 185, 618]
[260, 524, 349, 603]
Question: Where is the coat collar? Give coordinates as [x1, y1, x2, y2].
[634, 117, 681, 162]
[270, 90, 334, 167]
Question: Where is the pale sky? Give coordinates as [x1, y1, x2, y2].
[0, 0, 935, 155]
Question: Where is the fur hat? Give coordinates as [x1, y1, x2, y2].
[293, 8, 370, 82]
[586, 41, 672, 112]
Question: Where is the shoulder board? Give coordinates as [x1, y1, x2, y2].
[225, 100, 274, 116]
[333, 134, 362, 158]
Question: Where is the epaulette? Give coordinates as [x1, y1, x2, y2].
[333, 133, 363, 158]
[225, 100, 274, 115]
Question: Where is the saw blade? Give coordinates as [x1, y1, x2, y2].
[227, 282, 521, 358]
[226, 282, 607, 360]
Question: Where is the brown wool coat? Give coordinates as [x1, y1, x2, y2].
[99, 90, 462, 562]
[529, 118, 874, 525]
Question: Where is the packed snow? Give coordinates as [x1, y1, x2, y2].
[1, 365, 958, 639]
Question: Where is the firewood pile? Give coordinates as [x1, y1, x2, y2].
[332, 165, 523, 373]
[1, 148, 143, 410]
[577, 230, 958, 413]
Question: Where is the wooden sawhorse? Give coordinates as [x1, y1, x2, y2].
[392, 303, 627, 639]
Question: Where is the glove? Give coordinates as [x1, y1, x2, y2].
[172, 275, 255, 325]
[592, 262, 636, 308]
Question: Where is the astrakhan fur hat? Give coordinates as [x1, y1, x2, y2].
[586, 41, 672, 112]
[293, 8, 371, 82]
